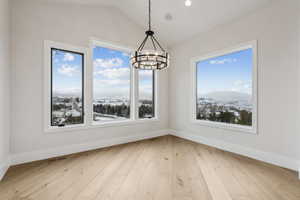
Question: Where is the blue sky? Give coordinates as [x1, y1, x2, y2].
[52, 46, 153, 100]
[93, 46, 130, 99]
[197, 48, 253, 96]
[52, 49, 83, 97]
[93, 46, 152, 100]
[139, 70, 153, 100]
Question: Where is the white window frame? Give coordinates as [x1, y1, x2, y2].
[136, 69, 158, 120]
[190, 40, 258, 134]
[44, 39, 159, 133]
[44, 40, 88, 132]
[90, 39, 159, 128]
[90, 40, 134, 126]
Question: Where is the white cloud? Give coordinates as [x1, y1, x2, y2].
[57, 64, 79, 77]
[139, 70, 153, 79]
[53, 87, 81, 97]
[209, 58, 237, 65]
[94, 58, 123, 68]
[139, 85, 152, 92]
[93, 67, 131, 98]
[231, 80, 252, 94]
[94, 68, 130, 79]
[63, 53, 75, 62]
[93, 79, 130, 99]
[122, 52, 130, 57]
[139, 84, 153, 100]
[94, 79, 130, 87]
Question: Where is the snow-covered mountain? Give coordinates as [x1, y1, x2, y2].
[200, 91, 251, 103]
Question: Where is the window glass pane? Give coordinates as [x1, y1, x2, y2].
[51, 48, 84, 126]
[139, 70, 155, 119]
[196, 48, 253, 127]
[93, 46, 131, 122]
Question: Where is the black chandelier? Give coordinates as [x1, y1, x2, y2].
[131, 0, 169, 70]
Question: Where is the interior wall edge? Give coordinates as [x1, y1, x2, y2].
[170, 129, 300, 177]
[0, 0, 11, 182]
[0, 157, 10, 181]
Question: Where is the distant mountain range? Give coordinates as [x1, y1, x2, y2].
[200, 91, 251, 103]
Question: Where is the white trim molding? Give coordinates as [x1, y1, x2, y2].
[190, 40, 258, 134]
[0, 158, 11, 181]
[2, 129, 299, 180]
[298, 166, 300, 180]
[10, 129, 170, 166]
[171, 129, 300, 173]
[44, 40, 89, 132]
[43, 39, 160, 133]
[90, 38, 160, 123]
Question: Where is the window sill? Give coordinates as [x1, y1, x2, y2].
[92, 118, 159, 128]
[191, 119, 257, 134]
[45, 124, 88, 133]
[45, 118, 160, 133]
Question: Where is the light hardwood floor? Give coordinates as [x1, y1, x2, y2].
[1, 136, 299, 200]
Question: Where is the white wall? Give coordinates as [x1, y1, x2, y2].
[0, 0, 11, 176]
[9, 0, 300, 172]
[298, 1, 300, 168]
[169, 0, 300, 168]
[10, 0, 169, 158]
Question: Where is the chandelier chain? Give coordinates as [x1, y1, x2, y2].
[131, 0, 169, 70]
[148, 0, 151, 30]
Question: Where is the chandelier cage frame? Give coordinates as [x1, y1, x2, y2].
[131, 0, 169, 70]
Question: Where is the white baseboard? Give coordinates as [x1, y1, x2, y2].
[0, 158, 10, 181]
[171, 129, 300, 173]
[10, 129, 169, 166]
[5, 128, 300, 180]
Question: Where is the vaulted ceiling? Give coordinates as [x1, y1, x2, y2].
[42, 0, 276, 47]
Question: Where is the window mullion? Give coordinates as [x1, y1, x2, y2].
[85, 47, 93, 126]
[133, 68, 139, 120]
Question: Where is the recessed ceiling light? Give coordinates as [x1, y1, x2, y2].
[165, 13, 173, 21]
[185, 0, 192, 7]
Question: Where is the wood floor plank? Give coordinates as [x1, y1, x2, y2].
[1, 154, 83, 200]
[0, 136, 299, 200]
[152, 136, 173, 200]
[73, 142, 142, 200]
[172, 137, 213, 200]
[190, 142, 255, 200]
[23, 152, 100, 199]
[232, 153, 300, 199]
[194, 143, 274, 200]
[57, 145, 123, 200]
[28, 147, 118, 200]
[179, 138, 231, 200]
[93, 140, 153, 200]
[132, 136, 171, 200]
[229, 152, 300, 200]
[111, 137, 166, 200]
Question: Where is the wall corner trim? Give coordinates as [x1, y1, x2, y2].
[0, 158, 11, 181]
[298, 164, 300, 180]
[170, 129, 300, 176]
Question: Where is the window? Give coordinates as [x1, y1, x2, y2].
[92, 45, 131, 122]
[44, 40, 158, 132]
[138, 70, 155, 119]
[192, 41, 257, 133]
[50, 48, 84, 127]
[44, 41, 87, 130]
